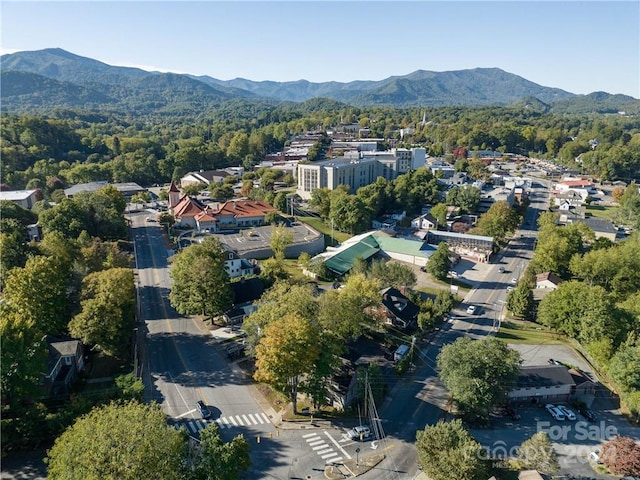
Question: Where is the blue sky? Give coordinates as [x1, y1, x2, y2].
[2, 1, 639, 98]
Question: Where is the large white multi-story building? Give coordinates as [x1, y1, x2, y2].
[296, 148, 426, 199]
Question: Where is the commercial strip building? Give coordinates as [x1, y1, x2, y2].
[64, 181, 146, 201]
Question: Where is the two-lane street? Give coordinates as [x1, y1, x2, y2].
[376, 180, 551, 478]
[130, 213, 277, 440]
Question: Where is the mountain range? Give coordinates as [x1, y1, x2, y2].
[2, 48, 639, 116]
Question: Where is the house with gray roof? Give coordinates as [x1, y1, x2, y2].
[0, 189, 40, 209]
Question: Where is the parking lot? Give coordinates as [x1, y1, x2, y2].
[176, 221, 322, 258]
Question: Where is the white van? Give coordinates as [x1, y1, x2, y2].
[394, 345, 410, 362]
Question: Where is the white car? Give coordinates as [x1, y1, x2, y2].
[348, 425, 371, 441]
[545, 403, 565, 420]
[510, 277, 518, 284]
[466, 305, 477, 315]
[589, 449, 602, 464]
[558, 405, 576, 420]
[506, 286, 514, 292]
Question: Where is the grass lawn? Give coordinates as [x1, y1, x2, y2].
[496, 319, 565, 344]
[297, 216, 351, 244]
[585, 204, 614, 219]
[281, 259, 317, 283]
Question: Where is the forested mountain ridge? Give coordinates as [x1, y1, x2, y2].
[205, 67, 575, 106]
[3, 48, 639, 116]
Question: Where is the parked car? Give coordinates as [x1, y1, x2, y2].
[510, 277, 518, 284]
[225, 342, 245, 359]
[589, 449, 602, 464]
[348, 425, 371, 441]
[506, 286, 514, 292]
[196, 400, 212, 420]
[505, 405, 521, 420]
[558, 405, 576, 420]
[545, 403, 565, 420]
[579, 407, 597, 422]
[466, 305, 477, 315]
[547, 358, 562, 365]
[497, 266, 505, 273]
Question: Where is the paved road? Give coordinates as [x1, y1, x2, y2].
[133, 212, 416, 479]
[131, 214, 301, 477]
[374, 181, 551, 479]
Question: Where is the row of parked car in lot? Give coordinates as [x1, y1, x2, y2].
[545, 403, 597, 422]
[546, 403, 576, 421]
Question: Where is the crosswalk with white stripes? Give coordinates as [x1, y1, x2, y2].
[302, 431, 343, 464]
[178, 412, 272, 435]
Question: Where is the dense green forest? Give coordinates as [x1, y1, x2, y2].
[2, 104, 640, 193]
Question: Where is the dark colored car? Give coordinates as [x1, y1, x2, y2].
[579, 407, 597, 422]
[196, 400, 212, 420]
[505, 405, 521, 420]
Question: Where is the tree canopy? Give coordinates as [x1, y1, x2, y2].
[254, 312, 321, 413]
[475, 200, 521, 242]
[415, 419, 489, 480]
[437, 337, 521, 420]
[515, 432, 559, 474]
[191, 423, 251, 480]
[169, 237, 233, 318]
[46, 401, 187, 480]
[426, 242, 451, 281]
[68, 268, 135, 356]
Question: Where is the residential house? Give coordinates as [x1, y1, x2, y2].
[372, 211, 406, 230]
[375, 287, 420, 329]
[27, 223, 43, 241]
[573, 217, 618, 242]
[554, 189, 588, 209]
[45, 337, 85, 397]
[230, 277, 264, 305]
[508, 365, 575, 403]
[535, 272, 563, 290]
[411, 213, 438, 231]
[194, 209, 219, 232]
[558, 207, 585, 224]
[223, 246, 256, 278]
[0, 189, 40, 209]
[180, 170, 231, 188]
[371, 216, 398, 230]
[326, 358, 359, 411]
[222, 278, 264, 325]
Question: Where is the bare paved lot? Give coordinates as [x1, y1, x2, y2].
[509, 343, 593, 374]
